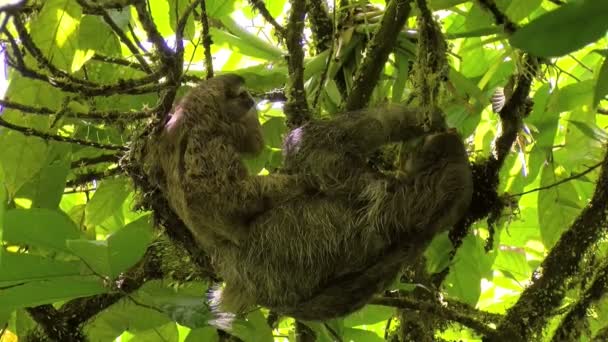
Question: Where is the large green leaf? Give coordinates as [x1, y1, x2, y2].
[444, 235, 495, 306]
[85, 178, 131, 227]
[505, 0, 542, 22]
[0, 276, 106, 310]
[510, 1, 608, 57]
[67, 215, 153, 278]
[595, 57, 608, 107]
[74, 15, 121, 72]
[4, 208, 81, 253]
[16, 144, 70, 210]
[29, 0, 81, 71]
[538, 162, 581, 249]
[185, 327, 219, 342]
[0, 132, 49, 198]
[169, 0, 195, 40]
[0, 183, 5, 263]
[0, 251, 86, 285]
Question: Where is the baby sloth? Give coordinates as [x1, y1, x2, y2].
[141, 74, 473, 321]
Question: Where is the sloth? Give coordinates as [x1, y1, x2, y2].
[138, 74, 473, 321]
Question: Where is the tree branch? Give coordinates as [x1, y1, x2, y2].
[371, 296, 499, 337]
[0, 116, 127, 151]
[476, 0, 517, 34]
[248, 0, 286, 38]
[487, 145, 608, 341]
[345, 0, 413, 111]
[199, 0, 214, 78]
[75, 0, 153, 73]
[306, 0, 333, 54]
[0, 99, 150, 122]
[511, 161, 603, 197]
[71, 154, 120, 168]
[551, 258, 608, 342]
[283, 0, 311, 127]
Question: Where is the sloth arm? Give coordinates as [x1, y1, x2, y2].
[178, 136, 298, 245]
[283, 106, 442, 192]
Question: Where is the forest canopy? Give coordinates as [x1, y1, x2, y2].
[0, 0, 608, 341]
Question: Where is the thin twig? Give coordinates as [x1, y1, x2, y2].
[71, 154, 120, 168]
[511, 161, 602, 197]
[0, 99, 149, 121]
[248, 0, 286, 38]
[91, 53, 147, 72]
[0, 116, 127, 151]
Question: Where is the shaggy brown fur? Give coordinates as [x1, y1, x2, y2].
[137, 74, 473, 321]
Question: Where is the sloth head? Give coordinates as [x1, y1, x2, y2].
[164, 74, 264, 155]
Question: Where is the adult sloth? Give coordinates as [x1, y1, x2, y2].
[139, 74, 473, 321]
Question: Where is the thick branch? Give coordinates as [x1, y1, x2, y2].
[487, 147, 608, 341]
[283, 0, 311, 127]
[413, 0, 448, 126]
[199, 0, 214, 78]
[345, 0, 413, 111]
[551, 259, 608, 342]
[306, 0, 333, 54]
[371, 296, 499, 336]
[26, 305, 85, 342]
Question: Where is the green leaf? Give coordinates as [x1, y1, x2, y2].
[169, 0, 195, 40]
[505, 0, 542, 22]
[206, 0, 237, 18]
[344, 305, 393, 327]
[16, 154, 70, 210]
[231, 310, 273, 342]
[568, 120, 608, 143]
[74, 15, 121, 71]
[125, 323, 179, 342]
[0, 251, 86, 285]
[0, 132, 49, 198]
[444, 235, 494, 306]
[67, 215, 153, 277]
[0, 183, 5, 262]
[548, 80, 594, 113]
[493, 249, 531, 281]
[29, 0, 82, 71]
[107, 215, 153, 277]
[0, 276, 106, 310]
[66, 239, 111, 276]
[261, 117, 287, 149]
[595, 57, 608, 107]
[185, 327, 219, 342]
[510, 1, 608, 57]
[538, 162, 581, 249]
[343, 328, 383, 342]
[85, 178, 131, 227]
[4, 208, 81, 253]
